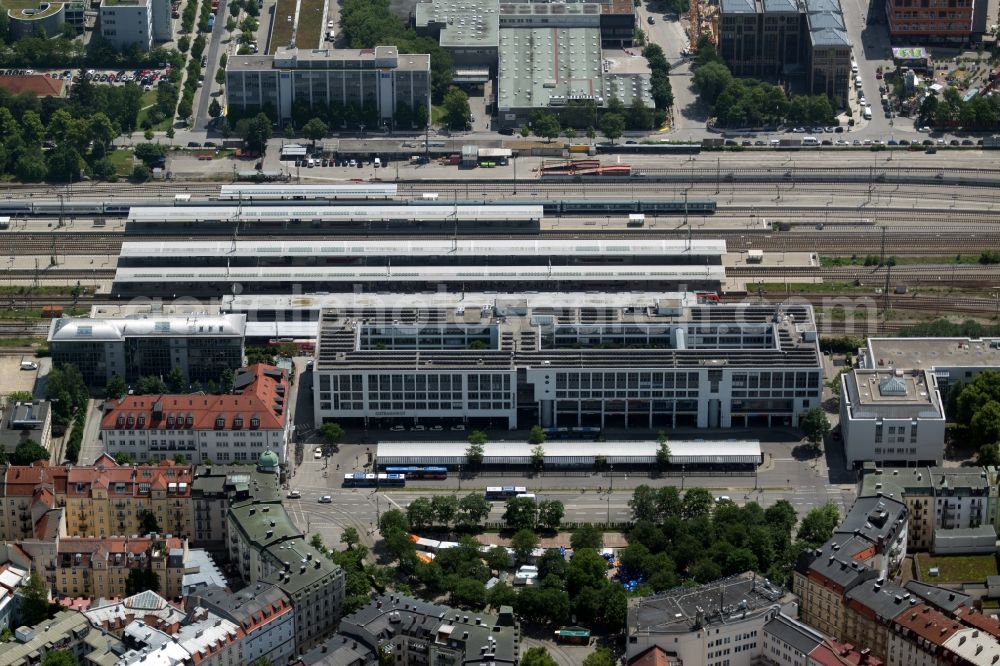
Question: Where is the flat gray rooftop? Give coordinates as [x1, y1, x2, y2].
[864, 337, 1000, 372]
[842, 369, 943, 420]
[415, 0, 500, 48]
[498, 26, 603, 110]
[629, 573, 789, 635]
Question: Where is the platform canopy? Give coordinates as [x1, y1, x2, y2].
[376, 440, 761, 466]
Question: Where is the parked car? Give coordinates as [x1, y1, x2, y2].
[314, 447, 323, 458]
[287, 490, 301, 499]
[319, 496, 332, 503]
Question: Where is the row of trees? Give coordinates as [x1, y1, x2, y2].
[692, 43, 834, 128]
[945, 371, 1000, 462]
[104, 367, 238, 399]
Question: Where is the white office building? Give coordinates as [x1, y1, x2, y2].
[313, 294, 824, 430]
[98, 0, 170, 50]
[840, 369, 946, 467]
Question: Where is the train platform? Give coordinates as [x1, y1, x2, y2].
[3, 218, 127, 232]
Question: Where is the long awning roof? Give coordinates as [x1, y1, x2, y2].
[376, 440, 761, 466]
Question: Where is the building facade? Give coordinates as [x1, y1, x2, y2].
[187, 585, 296, 666]
[314, 298, 824, 430]
[101, 364, 291, 465]
[98, 0, 173, 50]
[48, 314, 246, 387]
[884, 0, 986, 43]
[54, 536, 188, 600]
[840, 370, 947, 467]
[225, 46, 431, 125]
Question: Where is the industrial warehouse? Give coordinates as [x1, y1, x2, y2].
[312, 295, 824, 430]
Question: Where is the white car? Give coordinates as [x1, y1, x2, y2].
[411, 425, 426, 431]
[319, 495, 332, 503]
[430, 425, 443, 431]
[327, 20, 334, 29]
[287, 490, 301, 499]
[19, 361, 38, 370]
[314, 447, 323, 459]
[451, 424, 466, 431]
[390, 425, 405, 432]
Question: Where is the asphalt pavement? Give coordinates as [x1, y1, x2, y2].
[194, 0, 231, 130]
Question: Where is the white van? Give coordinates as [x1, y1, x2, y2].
[374, 157, 381, 168]
[851, 62, 859, 74]
[802, 136, 819, 146]
[855, 75, 863, 89]
[863, 107, 872, 120]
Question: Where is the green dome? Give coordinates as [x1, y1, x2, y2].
[257, 449, 280, 471]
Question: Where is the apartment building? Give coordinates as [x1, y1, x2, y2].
[84, 590, 187, 635]
[190, 465, 255, 554]
[187, 584, 296, 666]
[761, 613, 884, 666]
[223, 457, 344, 652]
[303, 593, 518, 666]
[314, 297, 824, 430]
[118, 606, 245, 666]
[225, 46, 431, 125]
[0, 610, 95, 666]
[859, 467, 991, 552]
[101, 364, 291, 465]
[0, 561, 29, 631]
[98, 0, 171, 50]
[54, 536, 188, 600]
[0, 464, 63, 542]
[887, 603, 962, 666]
[626, 572, 795, 665]
[884, 0, 988, 43]
[48, 314, 246, 387]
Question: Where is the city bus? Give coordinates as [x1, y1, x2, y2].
[383, 466, 448, 480]
[343, 472, 407, 488]
[485, 486, 527, 501]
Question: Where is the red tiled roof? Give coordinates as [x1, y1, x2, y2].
[892, 604, 962, 647]
[101, 364, 288, 432]
[809, 640, 884, 666]
[11, 459, 193, 499]
[954, 607, 1000, 638]
[0, 75, 64, 97]
[628, 647, 680, 666]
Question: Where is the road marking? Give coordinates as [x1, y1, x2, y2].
[382, 494, 403, 510]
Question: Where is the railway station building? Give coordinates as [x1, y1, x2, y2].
[312, 294, 824, 430]
[47, 314, 246, 386]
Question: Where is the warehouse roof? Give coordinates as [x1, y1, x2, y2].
[377, 440, 761, 465]
[414, 0, 500, 48]
[498, 26, 604, 110]
[863, 337, 1000, 372]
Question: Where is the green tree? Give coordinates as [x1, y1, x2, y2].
[321, 422, 345, 446]
[485, 546, 512, 574]
[166, 367, 186, 393]
[302, 117, 329, 149]
[655, 486, 682, 520]
[208, 98, 222, 118]
[537, 500, 564, 530]
[139, 509, 161, 535]
[530, 445, 545, 470]
[125, 569, 159, 597]
[340, 527, 360, 549]
[511, 528, 539, 563]
[458, 492, 491, 525]
[6, 391, 33, 403]
[692, 61, 733, 106]
[378, 508, 410, 536]
[11, 440, 50, 465]
[178, 35, 190, 52]
[18, 573, 51, 626]
[466, 430, 486, 466]
[173, 454, 188, 464]
[627, 98, 654, 130]
[102, 373, 127, 400]
[570, 524, 603, 550]
[796, 502, 841, 547]
[582, 648, 615, 666]
[41, 651, 77, 666]
[566, 548, 607, 595]
[655, 432, 671, 468]
[629, 485, 658, 522]
[238, 112, 273, 153]
[131, 163, 152, 182]
[431, 495, 459, 526]
[114, 452, 135, 465]
[215, 67, 226, 86]
[528, 425, 546, 445]
[531, 111, 561, 142]
[520, 647, 558, 666]
[799, 407, 831, 447]
[406, 497, 435, 530]
[442, 87, 471, 129]
[970, 400, 1000, 448]
[504, 497, 537, 531]
[681, 488, 714, 520]
[225, 16, 237, 32]
[599, 113, 625, 143]
[450, 577, 486, 608]
[220, 368, 234, 394]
